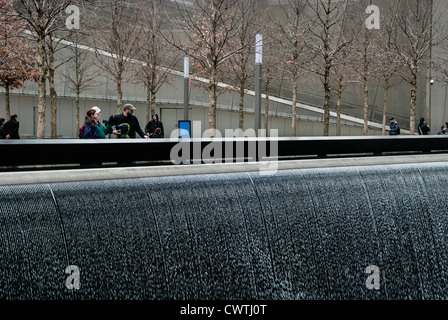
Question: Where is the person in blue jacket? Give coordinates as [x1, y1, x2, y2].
[389, 117, 400, 135]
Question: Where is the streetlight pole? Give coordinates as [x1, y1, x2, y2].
[255, 34, 263, 136]
[184, 56, 190, 121]
[426, 0, 433, 128]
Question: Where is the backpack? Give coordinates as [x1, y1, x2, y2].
[397, 126, 400, 135]
[79, 126, 84, 139]
[117, 123, 130, 139]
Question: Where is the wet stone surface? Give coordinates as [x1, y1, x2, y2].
[1, 162, 448, 299]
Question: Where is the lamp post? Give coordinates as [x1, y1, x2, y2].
[255, 34, 263, 136]
[184, 56, 190, 121]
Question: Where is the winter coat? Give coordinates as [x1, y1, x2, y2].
[95, 120, 106, 139]
[389, 121, 400, 135]
[106, 113, 146, 138]
[0, 124, 6, 139]
[81, 120, 99, 139]
[418, 122, 430, 135]
[145, 114, 164, 138]
[3, 119, 20, 139]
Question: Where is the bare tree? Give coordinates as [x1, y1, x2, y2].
[13, 0, 77, 139]
[45, 31, 74, 139]
[0, 0, 38, 119]
[165, 0, 242, 133]
[63, 31, 100, 137]
[394, 0, 448, 134]
[330, 49, 356, 136]
[374, 2, 404, 135]
[262, 37, 283, 136]
[90, 0, 142, 114]
[350, 0, 379, 136]
[271, 0, 309, 136]
[135, 0, 179, 123]
[304, 0, 356, 136]
[224, 0, 259, 132]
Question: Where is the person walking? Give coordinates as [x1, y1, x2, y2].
[389, 117, 400, 136]
[418, 118, 430, 135]
[105, 104, 148, 139]
[3, 114, 20, 139]
[145, 114, 164, 138]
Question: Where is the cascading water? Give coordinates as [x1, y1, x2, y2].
[1, 162, 448, 300]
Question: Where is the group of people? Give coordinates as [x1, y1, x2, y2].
[79, 103, 164, 140]
[416, 117, 448, 136]
[389, 117, 446, 136]
[0, 114, 20, 139]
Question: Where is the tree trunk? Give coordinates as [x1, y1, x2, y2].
[5, 83, 10, 120]
[151, 88, 157, 117]
[291, 74, 298, 137]
[76, 86, 80, 138]
[146, 83, 151, 124]
[238, 85, 244, 133]
[117, 78, 123, 114]
[363, 74, 369, 136]
[264, 86, 270, 137]
[37, 31, 47, 139]
[48, 44, 57, 139]
[336, 90, 342, 136]
[382, 79, 389, 136]
[208, 67, 217, 136]
[410, 65, 418, 135]
[323, 64, 331, 137]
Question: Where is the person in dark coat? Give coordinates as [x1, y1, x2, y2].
[145, 114, 164, 138]
[3, 114, 20, 139]
[418, 118, 430, 135]
[0, 118, 6, 139]
[389, 117, 400, 136]
[105, 104, 148, 139]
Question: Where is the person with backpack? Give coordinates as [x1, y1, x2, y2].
[80, 109, 99, 139]
[389, 117, 400, 136]
[105, 104, 148, 139]
[418, 118, 430, 135]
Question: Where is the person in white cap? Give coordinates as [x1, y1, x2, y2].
[105, 103, 147, 139]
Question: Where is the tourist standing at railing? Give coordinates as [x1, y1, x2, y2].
[418, 118, 430, 135]
[105, 104, 148, 139]
[91, 106, 107, 139]
[145, 114, 164, 138]
[80, 109, 99, 139]
[3, 114, 20, 139]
